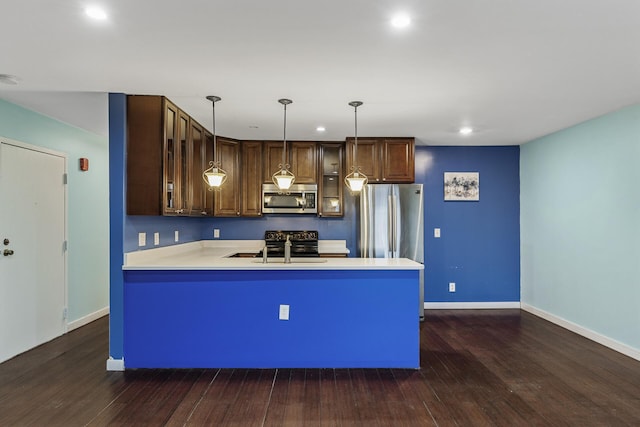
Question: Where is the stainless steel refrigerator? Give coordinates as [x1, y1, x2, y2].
[358, 183, 425, 320]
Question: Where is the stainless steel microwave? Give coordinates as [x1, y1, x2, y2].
[262, 183, 318, 214]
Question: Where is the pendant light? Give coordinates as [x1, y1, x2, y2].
[272, 98, 295, 191]
[344, 101, 368, 194]
[202, 95, 227, 189]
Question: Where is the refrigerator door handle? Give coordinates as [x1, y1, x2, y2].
[387, 195, 393, 255]
[391, 194, 398, 256]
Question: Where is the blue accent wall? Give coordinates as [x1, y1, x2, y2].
[521, 104, 640, 352]
[416, 146, 520, 302]
[108, 93, 126, 359]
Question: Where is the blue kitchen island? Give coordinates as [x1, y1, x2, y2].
[122, 241, 423, 369]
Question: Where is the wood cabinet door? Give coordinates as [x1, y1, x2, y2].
[381, 138, 414, 183]
[263, 141, 284, 183]
[346, 138, 380, 182]
[202, 131, 215, 216]
[188, 121, 207, 216]
[126, 95, 163, 215]
[241, 141, 263, 217]
[214, 137, 240, 216]
[290, 141, 317, 183]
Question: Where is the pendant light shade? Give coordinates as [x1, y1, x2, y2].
[272, 98, 295, 191]
[345, 101, 368, 194]
[202, 95, 227, 189]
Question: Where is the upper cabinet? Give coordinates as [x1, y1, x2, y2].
[241, 141, 263, 217]
[290, 141, 317, 183]
[262, 141, 317, 184]
[127, 96, 415, 219]
[188, 120, 209, 216]
[127, 95, 215, 216]
[318, 143, 344, 217]
[346, 137, 415, 183]
[213, 137, 241, 217]
[126, 95, 171, 215]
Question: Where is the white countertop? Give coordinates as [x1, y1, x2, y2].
[123, 240, 423, 271]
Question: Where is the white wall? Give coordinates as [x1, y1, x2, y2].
[0, 96, 110, 323]
[520, 104, 640, 355]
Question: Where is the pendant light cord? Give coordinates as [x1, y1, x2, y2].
[282, 102, 287, 168]
[354, 103, 358, 165]
[212, 101, 217, 165]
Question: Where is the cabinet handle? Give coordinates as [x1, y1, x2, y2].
[382, 178, 386, 181]
[236, 212, 240, 216]
[201, 211, 207, 215]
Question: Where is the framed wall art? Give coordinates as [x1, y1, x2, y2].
[444, 172, 479, 201]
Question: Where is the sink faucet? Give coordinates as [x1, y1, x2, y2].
[284, 234, 292, 263]
[262, 243, 268, 264]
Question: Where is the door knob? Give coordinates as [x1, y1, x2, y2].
[3, 249, 14, 256]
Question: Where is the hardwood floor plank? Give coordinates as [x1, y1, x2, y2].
[217, 369, 276, 427]
[186, 369, 246, 425]
[164, 369, 219, 426]
[261, 368, 290, 426]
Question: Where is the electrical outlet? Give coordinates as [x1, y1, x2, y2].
[138, 232, 146, 247]
[449, 282, 456, 292]
[174, 230, 179, 242]
[154, 232, 160, 246]
[214, 229, 220, 239]
[279, 304, 290, 320]
[434, 228, 441, 238]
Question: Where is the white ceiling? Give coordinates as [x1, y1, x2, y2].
[1, 0, 639, 145]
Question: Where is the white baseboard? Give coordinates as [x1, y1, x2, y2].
[67, 306, 109, 331]
[424, 302, 521, 310]
[106, 357, 125, 371]
[521, 303, 640, 362]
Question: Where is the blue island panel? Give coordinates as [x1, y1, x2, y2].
[124, 269, 419, 368]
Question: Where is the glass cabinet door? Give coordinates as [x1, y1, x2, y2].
[163, 101, 178, 214]
[319, 143, 344, 217]
[178, 111, 189, 214]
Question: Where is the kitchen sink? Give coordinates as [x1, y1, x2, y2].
[251, 258, 328, 264]
[226, 252, 259, 258]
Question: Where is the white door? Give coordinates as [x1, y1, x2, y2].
[0, 139, 67, 363]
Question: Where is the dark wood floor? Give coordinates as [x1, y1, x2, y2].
[1, 310, 639, 426]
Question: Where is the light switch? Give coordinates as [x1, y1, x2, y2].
[434, 228, 441, 238]
[154, 232, 160, 246]
[279, 304, 290, 320]
[138, 232, 146, 247]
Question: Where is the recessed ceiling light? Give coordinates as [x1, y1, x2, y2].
[316, 126, 326, 132]
[0, 74, 20, 85]
[391, 13, 411, 29]
[459, 126, 473, 135]
[85, 6, 107, 20]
